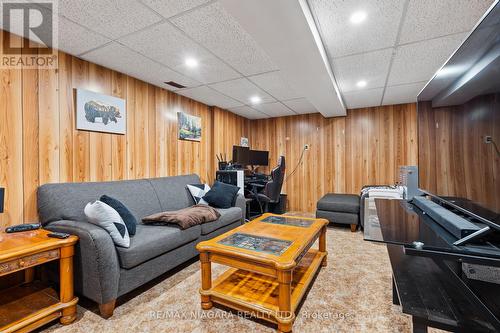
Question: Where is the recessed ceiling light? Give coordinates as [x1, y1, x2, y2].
[356, 80, 367, 88]
[250, 96, 261, 104]
[185, 57, 198, 68]
[350, 11, 367, 24]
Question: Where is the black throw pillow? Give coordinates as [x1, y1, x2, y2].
[202, 181, 240, 209]
[100, 195, 137, 236]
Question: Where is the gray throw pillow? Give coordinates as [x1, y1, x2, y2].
[84, 200, 130, 248]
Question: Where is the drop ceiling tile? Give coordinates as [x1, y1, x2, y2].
[58, 0, 162, 39]
[209, 78, 276, 104]
[81, 42, 200, 90]
[399, 0, 493, 44]
[382, 82, 426, 105]
[119, 22, 241, 84]
[0, 4, 111, 56]
[333, 48, 393, 92]
[58, 17, 111, 56]
[229, 106, 268, 119]
[282, 98, 317, 114]
[387, 33, 467, 86]
[308, 0, 405, 57]
[171, 2, 278, 76]
[247, 71, 302, 100]
[140, 0, 211, 18]
[343, 88, 384, 109]
[177, 86, 243, 109]
[252, 102, 296, 117]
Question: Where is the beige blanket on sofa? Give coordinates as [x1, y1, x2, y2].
[142, 204, 221, 230]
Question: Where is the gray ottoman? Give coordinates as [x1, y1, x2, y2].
[316, 194, 360, 231]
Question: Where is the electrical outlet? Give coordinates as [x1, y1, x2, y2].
[484, 136, 492, 144]
[304, 144, 310, 150]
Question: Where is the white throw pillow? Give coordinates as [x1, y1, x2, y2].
[84, 200, 130, 248]
[187, 184, 210, 205]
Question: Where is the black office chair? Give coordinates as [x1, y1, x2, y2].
[249, 156, 285, 214]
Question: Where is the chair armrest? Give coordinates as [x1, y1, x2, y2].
[234, 193, 246, 224]
[44, 220, 120, 304]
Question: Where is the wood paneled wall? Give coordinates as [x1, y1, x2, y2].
[249, 104, 418, 212]
[213, 106, 250, 168]
[0, 32, 248, 227]
[418, 94, 500, 213]
[0, 30, 422, 222]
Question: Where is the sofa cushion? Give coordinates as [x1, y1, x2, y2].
[116, 224, 201, 269]
[38, 179, 162, 225]
[147, 175, 200, 211]
[201, 207, 242, 235]
[317, 194, 360, 213]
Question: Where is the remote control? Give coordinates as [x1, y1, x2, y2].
[5, 223, 41, 233]
[47, 232, 71, 239]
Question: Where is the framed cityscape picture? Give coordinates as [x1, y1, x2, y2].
[178, 112, 201, 141]
[76, 89, 126, 134]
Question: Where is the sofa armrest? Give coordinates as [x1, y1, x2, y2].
[45, 220, 120, 304]
[234, 193, 246, 224]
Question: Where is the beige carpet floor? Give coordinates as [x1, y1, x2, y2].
[41, 226, 447, 333]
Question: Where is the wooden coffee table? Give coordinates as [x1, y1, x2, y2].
[196, 213, 328, 333]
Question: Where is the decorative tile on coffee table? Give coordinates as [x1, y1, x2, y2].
[261, 215, 314, 227]
[218, 233, 292, 255]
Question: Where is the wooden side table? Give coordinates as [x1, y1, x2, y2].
[0, 229, 79, 332]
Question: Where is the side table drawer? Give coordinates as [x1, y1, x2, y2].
[0, 249, 60, 276]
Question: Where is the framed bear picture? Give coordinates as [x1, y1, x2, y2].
[76, 89, 126, 134]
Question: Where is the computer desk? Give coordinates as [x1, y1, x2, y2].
[208, 172, 268, 219]
[244, 175, 269, 191]
[215, 170, 269, 196]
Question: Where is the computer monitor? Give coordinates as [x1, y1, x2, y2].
[249, 150, 269, 166]
[232, 146, 249, 165]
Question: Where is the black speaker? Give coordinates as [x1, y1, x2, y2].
[0, 188, 4, 213]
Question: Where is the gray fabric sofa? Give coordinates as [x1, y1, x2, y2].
[37, 174, 245, 318]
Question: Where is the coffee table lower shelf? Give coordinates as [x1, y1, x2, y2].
[205, 249, 325, 326]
